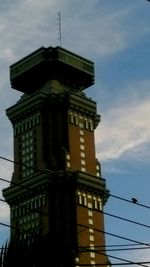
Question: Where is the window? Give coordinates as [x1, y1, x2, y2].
[78, 192, 82, 205]
[82, 195, 87, 206]
[91, 261, 95, 266]
[81, 159, 85, 166]
[89, 219, 93, 225]
[88, 202, 92, 209]
[98, 199, 102, 210]
[80, 144, 85, 150]
[88, 210, 93, 217]
[66, 154, 70, 160]
[89, 120, 93, 131]
[89, 228, 94, 233]
[80, 152, 85, 158]
[80, 137, 84, 143]
[96, 164, 99, 170]
[80, 130, 84, 135]
[84, 119, 89, 130]
[89, 235, 94, 241]
[69, 113, 74, 124]
[90, 252, 95, 258]
[67, 162, 70, 168]
[93, 198, 97, 209]
[81, 167, 86, 172]
[74, 115, 79, 125]
[79, 122, 84, 128]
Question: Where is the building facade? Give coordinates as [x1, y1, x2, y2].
[3, 46, 110, 267]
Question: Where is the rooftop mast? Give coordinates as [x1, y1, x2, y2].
[57, 11, 62, 46]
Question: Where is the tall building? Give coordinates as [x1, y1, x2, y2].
[3, 46, 110, 266]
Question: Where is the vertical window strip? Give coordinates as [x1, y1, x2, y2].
[84, 119, 89, 130]
[89, 120, 93, 131]
[14, 114, 40, 136]
[74, 114, 79, 126]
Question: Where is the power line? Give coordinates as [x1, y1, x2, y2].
[2, 156, 150, 253]
[0, 221, 28, 233]
[100, 209, 150, 229]
[1, 174, 150, 231]
[1, 211, 150, 253]
[79, 246, 150, 267]
[78, 224, 150, 248]
[1, 155, 150, 211]
[109, 193, 150, 210]
[1, 173, 150, 235]
[0, 156, 43, 175]
[77, 262, 150, 266]
[1, 218, 150, 251]
[79, 245, 150, 252]
[0, 222, 150, 267]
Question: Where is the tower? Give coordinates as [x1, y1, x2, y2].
[3, 46, 110, 266]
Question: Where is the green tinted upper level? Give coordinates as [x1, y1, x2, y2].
[10, 46, 94, 94]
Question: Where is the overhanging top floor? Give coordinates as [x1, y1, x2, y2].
[10, 46, 94, 94]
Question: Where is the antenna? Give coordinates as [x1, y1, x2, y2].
[57, 11, 62, 46]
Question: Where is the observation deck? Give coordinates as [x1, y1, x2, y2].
[10, 46, 94, 94]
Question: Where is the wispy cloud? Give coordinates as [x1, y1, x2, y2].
[117, 247, 150, 267]
[0, 0, 148, 63]
[95, 79, 150, 162]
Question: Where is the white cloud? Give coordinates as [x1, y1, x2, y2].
[0, 0, 148, 64]
[0, 202, 10, 221]
[95, 80, 150, 162]
[0, 48, 15, 61]
[118, 248, 150, 267]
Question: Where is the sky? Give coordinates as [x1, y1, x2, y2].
[0, 0, 150, 266]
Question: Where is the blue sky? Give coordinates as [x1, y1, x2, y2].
[0, 0, 150, 265]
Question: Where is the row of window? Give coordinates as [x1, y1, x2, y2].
[77, 192, 102, 210]
[69, 112, 94, 131]
[59, 49, 93, 73]
[11, 194, 46, 220]
[14, 113, 40, 136]
[18, 213, 40, 231]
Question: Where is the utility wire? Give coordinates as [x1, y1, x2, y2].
[0, 155, 44, 176]
[1, 219, 150, 251]
[1, 174, 150, 237]
[2, 156, 150, 253]
[0, 221, 27, 233]
[78, 224, 150, 248]
[1, 155, 150, 211]
[0, 222, 150, 267]
[77, 262, 150, 266]
[0, 177, 50, 217]
[79, 245, 150, 252]
[100, 209, 150, 229]
[0, 196, 49, 217]
[1, 216, 150, 253]
[76, 198, 150, 230]
[79, 246, 150, 267]
[1, 175, 150, 231]
[109, 193, 150, 210]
